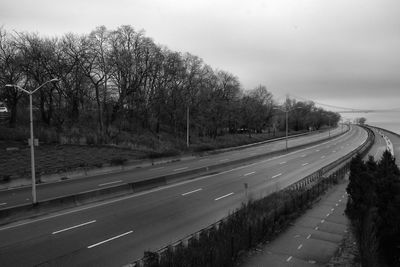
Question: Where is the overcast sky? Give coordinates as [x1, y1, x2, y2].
[1, 0, 399, 110]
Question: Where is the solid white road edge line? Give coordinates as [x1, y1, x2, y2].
[215, 192, 234, 201]
[87, 230, 133, 249]
[52, 220, 96, 235]
[173, 167, 188, 171]
[0, 128, 355, 231]
[98, 180, 123, 187]
[181, 188, 202, 196]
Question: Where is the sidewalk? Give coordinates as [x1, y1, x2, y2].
[241, 180, 349, 267]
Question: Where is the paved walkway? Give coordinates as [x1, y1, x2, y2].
[241, 180, 349, 267]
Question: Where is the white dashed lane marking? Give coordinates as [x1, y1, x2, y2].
[272, 173, 282, 179]
[215, 192, 234, 201]
[181, 188, 202, 196]
[52, 220, 96, 235]
[87, 230, 133, 249]
[244, 172, 256, 177]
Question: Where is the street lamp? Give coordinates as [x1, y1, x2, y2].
[5, 78, 59, 204]
[273, 105, 302, 151]
[328, 116, 331, 137]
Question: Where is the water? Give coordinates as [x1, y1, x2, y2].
[342, 111, 400, 134]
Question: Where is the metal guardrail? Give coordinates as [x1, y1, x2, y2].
[128, 125, 375, 267]
[287, 125, 374, 191]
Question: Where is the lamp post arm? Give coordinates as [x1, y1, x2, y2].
[31, 78, 59, 94]
[5, 84, 30, 95]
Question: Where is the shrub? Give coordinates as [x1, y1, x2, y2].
[110, 157, 128, 166]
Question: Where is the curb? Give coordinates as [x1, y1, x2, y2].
[0, 127, 349, 225]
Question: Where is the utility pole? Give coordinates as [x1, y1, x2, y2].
[329, 116, 331, 137]
[273, 95, 301, 151]
[186, 106, 190, 148]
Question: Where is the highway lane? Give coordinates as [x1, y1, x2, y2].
[0, 127, 345, 208]
[371, 127, 400, 165]
[240, 126, 386, 267]
[0, 126, 366, 267]
[240, 126, 385, 267]
[368, 127, 389, 161]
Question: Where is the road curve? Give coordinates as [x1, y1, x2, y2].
[0, 127, 345, 208]
[0, 126, 366, 267]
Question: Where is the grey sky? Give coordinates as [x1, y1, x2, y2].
[1, 0, 399, 110]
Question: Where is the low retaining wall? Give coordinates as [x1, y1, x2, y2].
[128, 126, 374, 266]
[0, 127, 350, 225]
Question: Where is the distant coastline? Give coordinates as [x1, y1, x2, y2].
[368, 122, 400, 135]
[342, 111, 400, 134]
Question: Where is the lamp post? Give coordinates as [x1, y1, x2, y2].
[5, 79, 59, 204]
[274, 105, 301, 151]
[186, 106, 189, 148]
[328, 116, 331, 137]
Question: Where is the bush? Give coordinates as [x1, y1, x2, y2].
[1, 175, 11, 183]
[110, 157, 128, 166]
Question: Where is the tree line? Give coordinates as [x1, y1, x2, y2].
[0, 25, 340, 145]
[346, 151, 400, 267]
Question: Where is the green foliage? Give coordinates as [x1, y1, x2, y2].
[346, 151, 400, 267]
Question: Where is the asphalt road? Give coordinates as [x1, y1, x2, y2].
[0, 127, 345, 208]
[0, 125, 366, 267]
[372, 127, 400, 165]
[368, 127, 390, 161]
[240, 126, 386, 267]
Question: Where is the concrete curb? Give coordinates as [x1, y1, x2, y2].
[0, 128, 340, 191]
[0, 128, 348, 225]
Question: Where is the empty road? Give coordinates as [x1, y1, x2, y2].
[0, 128, 345, 208]
[0, 126, 367, 267]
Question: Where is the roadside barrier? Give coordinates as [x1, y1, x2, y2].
[0, 127, 350, 225]
[128, 126, 374, 267]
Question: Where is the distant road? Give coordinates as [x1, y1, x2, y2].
[368, 126, 400, 165]
[0, 127, 344, 208]
[0, 125, 367, 266]
[242, 127, 386, 267]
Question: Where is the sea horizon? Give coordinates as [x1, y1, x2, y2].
[342, 111, 400, 135]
